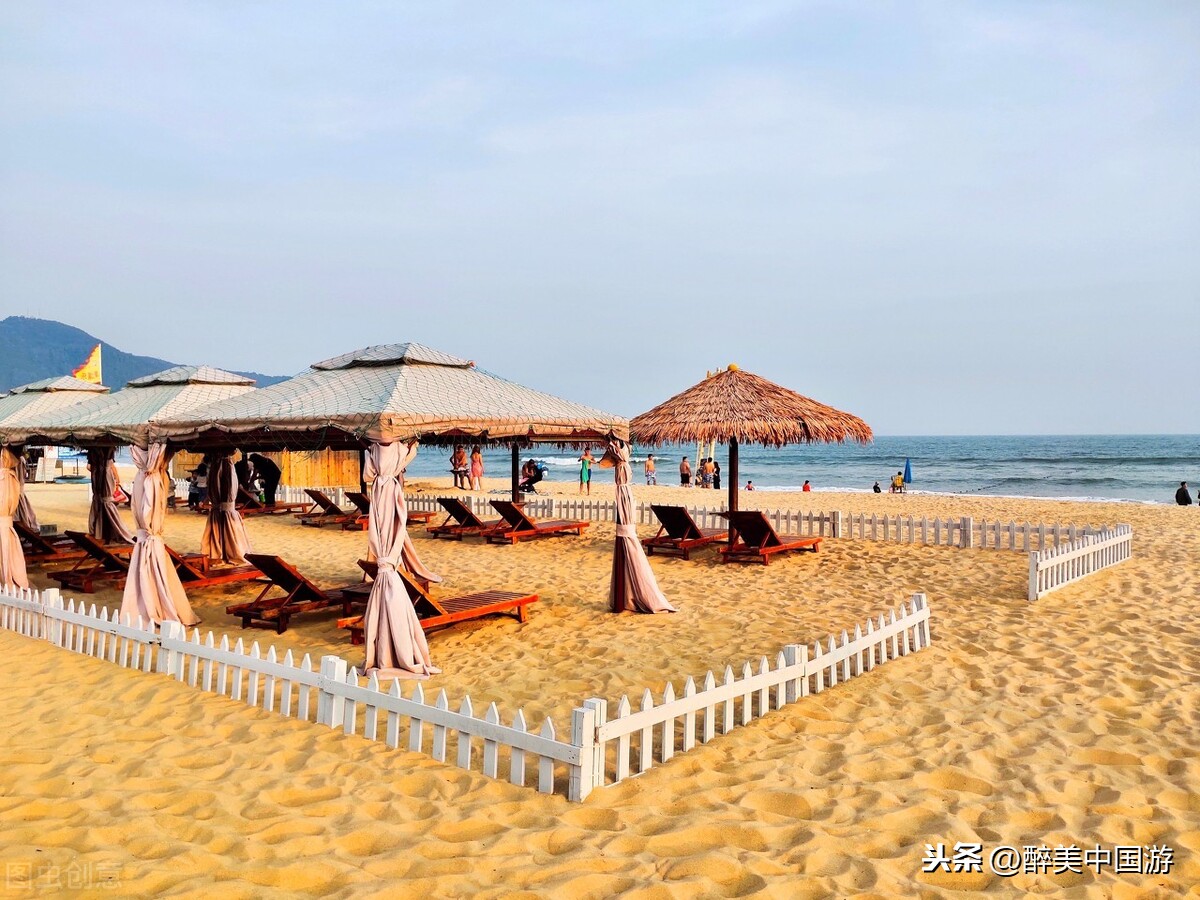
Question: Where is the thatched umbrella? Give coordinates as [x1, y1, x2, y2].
[630, 365, 873, 524]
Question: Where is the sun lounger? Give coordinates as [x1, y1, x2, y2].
[166, 546, 263, 589]
[483, 500, 588, 545]
[234, 487, 308, 516]
[719, 511, 822, 565]
[337, 565, 538, 645]
[642, 505, 729, 560]
[295, 489, 357, 527]
[15, 521, 86, 564]
[48, 531, 132, 592]
[427, 497, 505, 540]
[226, 553, 361, 633]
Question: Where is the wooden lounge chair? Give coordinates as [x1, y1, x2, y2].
[642, 505, 729, 560]
[483, 500, 588, 545]
[235, 487, 308, 516]
[166, 547, 263, 589]
[427, 497, 505, 540]
[15, 521, 86, 564]
[227, 553, 365, 632]
[337, 565, 538, 645]
[337, 491, 436, 531]
[48, 531, 132, 593]
[296, 489, 356, 527]
[719, 511, 822, 565]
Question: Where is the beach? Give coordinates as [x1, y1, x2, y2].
[3, 477, 1197, 897]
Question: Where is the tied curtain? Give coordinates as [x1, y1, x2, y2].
[0, 447, 29, 590]
[202, 451, 251, 565]
[362, 441, 441, 679]
[14, 450, 38, 532]
[604, 439, 675, 614]
[87, 448, 134, 545]
[119, 444, 199, 626]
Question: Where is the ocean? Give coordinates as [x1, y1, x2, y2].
[400, 435, 1200, 505]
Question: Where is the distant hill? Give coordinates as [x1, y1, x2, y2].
[0, 317, 286, 392]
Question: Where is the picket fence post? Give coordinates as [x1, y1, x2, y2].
[960, 516, 974, 549]
[318, 655, 348, 728]
[569, 704, 598, 801]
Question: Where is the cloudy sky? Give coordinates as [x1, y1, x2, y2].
[2, 2, 1197, 434]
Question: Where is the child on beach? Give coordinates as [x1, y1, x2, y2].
[745, 480, 754, 491]
[469, 446, 483, 491]
[578, 448, 595, 495]
[680, 457, 691, 486]
[644, 454, 656, 485]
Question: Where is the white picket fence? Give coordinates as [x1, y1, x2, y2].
[583, 594, 931, 791]
[1027, 525, 1132, 602]
[0, 584, 933, 802]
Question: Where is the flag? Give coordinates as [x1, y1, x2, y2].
[73, 344, 102, 384]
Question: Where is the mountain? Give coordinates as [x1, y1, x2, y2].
[0, 317, 287, 393]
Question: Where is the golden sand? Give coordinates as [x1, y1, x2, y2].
[3, 478, 1197, 896]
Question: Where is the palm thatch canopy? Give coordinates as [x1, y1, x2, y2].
[0, 377, 110, 443]
[1, 366, 255, 448]
[150, 342, 627, 452]
[630, 366, 873, 447]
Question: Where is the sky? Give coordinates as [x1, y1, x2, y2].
[1, 1, 1198, 435]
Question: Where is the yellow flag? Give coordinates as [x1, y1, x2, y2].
[72, 344, 103, 384]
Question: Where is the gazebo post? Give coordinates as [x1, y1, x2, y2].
[357, 447, 367, 495]
[511, 443, 520, 503]
[727, 437, 739, 546]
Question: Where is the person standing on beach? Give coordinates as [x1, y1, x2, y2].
[644, 454, 657, 485]
[247, 453, 281, 506]
[680, 457, 691, 487]
[712, 460, 721, 491]
[450, 445, 469, 490]
[1176, 482, 1193, 505]
[578, 448, 595, 495]
[469, 446, 484, 491]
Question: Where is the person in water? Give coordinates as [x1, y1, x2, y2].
[1176, 482, 1193, 505]
[578, 448, 595, 495]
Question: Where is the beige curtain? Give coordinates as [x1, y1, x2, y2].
[120, 444, 198, 626]
[87, 448, 134, 545]
[0, 447, 29, 590]
[14, 450, 38, 531]
[606, 440, 675, 614]
[202, 451, 251, 565]
[362, 441, 440, 678]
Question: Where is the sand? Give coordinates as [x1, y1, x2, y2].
[2, 478, 1196, 897]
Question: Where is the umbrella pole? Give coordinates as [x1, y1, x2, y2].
[511, 444, 520, 503]
[727, 437, 738, 546]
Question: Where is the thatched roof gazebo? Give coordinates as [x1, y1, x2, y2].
[630, 364, 873, 521]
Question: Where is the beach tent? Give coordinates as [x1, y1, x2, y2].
[150, 342, 627, 677]
[0, 376, 110, 586]
[3, 366, 256, 626]
[630, 364, 873, 537]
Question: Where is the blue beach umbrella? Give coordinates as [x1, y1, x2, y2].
[903, 457, 913, 485]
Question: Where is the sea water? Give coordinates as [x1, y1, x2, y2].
[401, 435, 1200, 505]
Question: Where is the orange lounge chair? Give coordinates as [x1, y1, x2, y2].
[226, 554, 361, 633]
[48, 531, 132, 593]
[428, 497, 505, 540]
[719, 511, 822, 565]
[483, 500, 588, 545]
[296, 489, 356, 527]
[166, 547, 263, 589]
[642, 505, 729, 560]
[337, 566, 537, 645]
[338, 491, 435, 531]
[15, 521, 86, 565]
